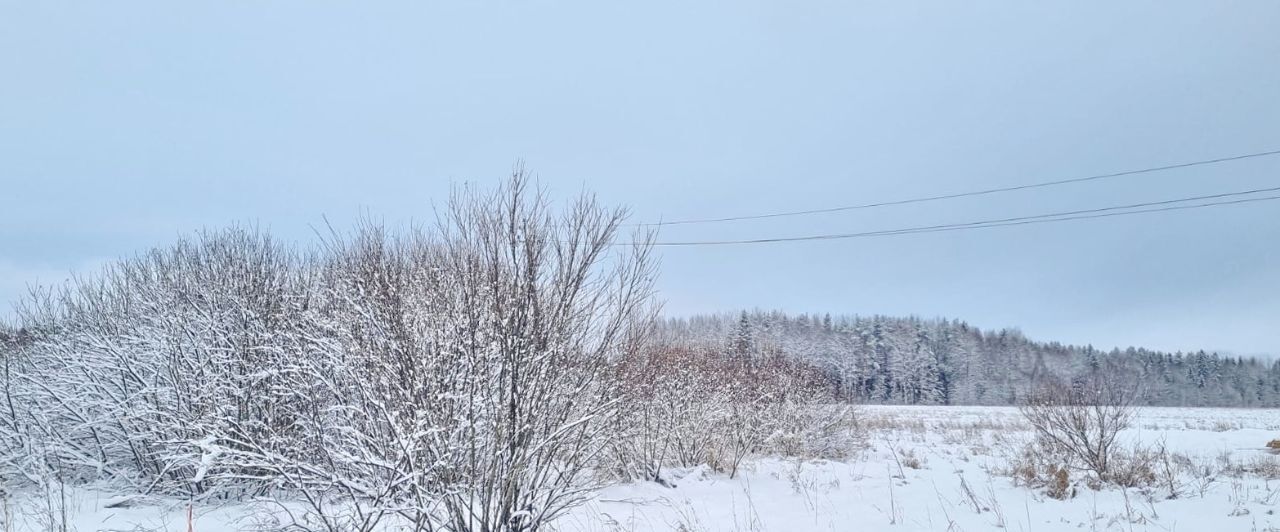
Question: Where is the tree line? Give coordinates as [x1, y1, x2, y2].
[661, 310, 1280, 407]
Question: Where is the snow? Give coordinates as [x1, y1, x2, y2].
[8, 406, 1280, 532]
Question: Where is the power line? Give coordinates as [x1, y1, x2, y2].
[895, 194, 1280, 237]
[650, 193, 1280, 246]
[640, 186, 1280, 246]
[637, 148, 1280, 227]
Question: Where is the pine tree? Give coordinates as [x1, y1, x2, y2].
[728, 311, 755, 367]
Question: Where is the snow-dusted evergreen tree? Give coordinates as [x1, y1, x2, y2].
[727, 311, 755, 367]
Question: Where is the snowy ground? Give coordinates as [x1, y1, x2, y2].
[9, 406, 1280, 532]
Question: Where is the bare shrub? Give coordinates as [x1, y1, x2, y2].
[1, 171, 657, 532]
[606, 345, 719, 485]
[1106, 446, 1158, 488]
[763, 403, 859, 461]
[1019, 377, 1135, 482]
[3, 227, 306, 497]
[610, 342, 857, 482]
[996, 439, 1077, 498]
[1151, 439, 1186, 499]
[259, 174, 657, 531]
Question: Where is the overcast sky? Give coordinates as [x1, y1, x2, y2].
[2, 1, 1278, 355]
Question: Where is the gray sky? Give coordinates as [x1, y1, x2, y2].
[2, 1, 1278, 355]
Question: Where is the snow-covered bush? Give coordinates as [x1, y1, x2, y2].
[609, 342, 858, 483]
[606, 345, 719, 485]
[1, 228, 306, 496]
[0, 172, 658, 532]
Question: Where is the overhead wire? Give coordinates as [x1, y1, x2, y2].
[636, 186, 1280, 246]
[634, 148, 1280, 227]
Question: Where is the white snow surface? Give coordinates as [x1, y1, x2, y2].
[9, 406, 1280, 532]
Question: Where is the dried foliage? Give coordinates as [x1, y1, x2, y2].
[609, 344, 858, 482]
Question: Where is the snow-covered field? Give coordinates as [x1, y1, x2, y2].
[10, 406, 1280, 532]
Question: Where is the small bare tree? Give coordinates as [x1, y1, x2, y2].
[1019, 376, 1135, 480]
[228, 170, 658, 532]
[425, 172, 657, 532]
